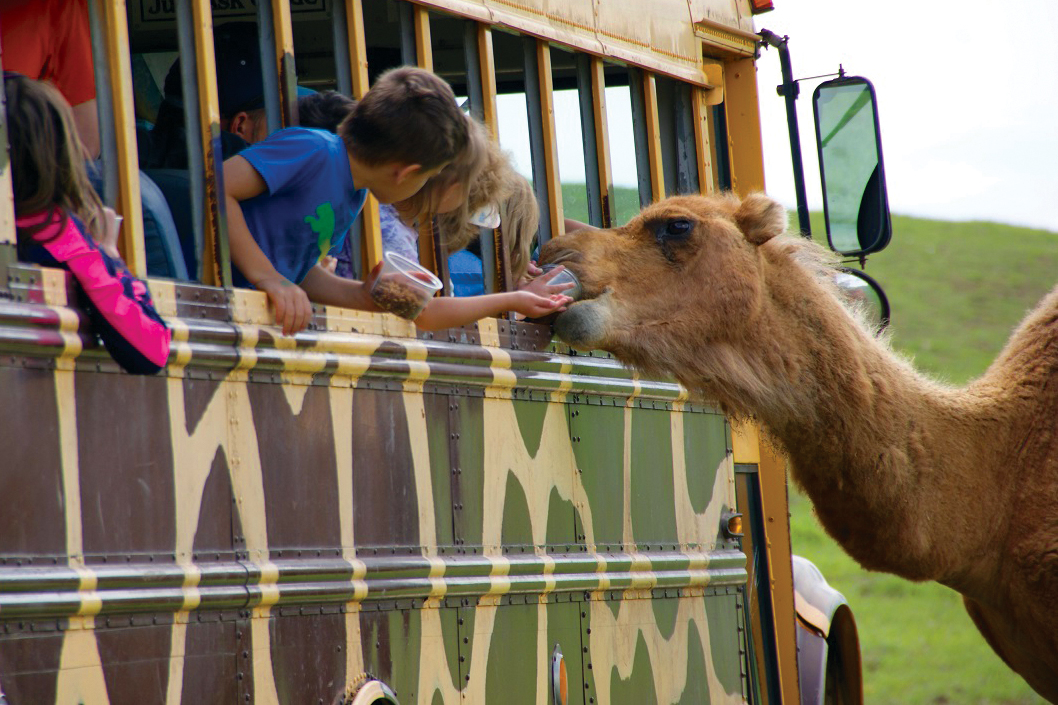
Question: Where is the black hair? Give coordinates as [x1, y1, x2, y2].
[297, 91, 356, 134]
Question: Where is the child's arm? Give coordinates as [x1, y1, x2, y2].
[299, 262, 381, 312]
[224, 155, 314, 335]
[414, 291, 570, 332]
[27, 214, 171, 374]
[564, 217, 594, 233]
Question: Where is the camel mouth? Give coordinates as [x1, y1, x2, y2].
[552, 294, 612, 350]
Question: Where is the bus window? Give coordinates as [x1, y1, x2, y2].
[124, 2, 236, 283]
[713, 103, 733, 192]
[602, 64, 645, 226]
[655, 75, 700, 197]
[428, 11, 470, 105]
[360, 0, 403, 78]
[493, 30, 534, 186]
[550, 47, 589, 226]
[429, 14, 514, 294]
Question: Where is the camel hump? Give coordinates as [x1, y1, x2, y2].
[735, 192, 787, 246]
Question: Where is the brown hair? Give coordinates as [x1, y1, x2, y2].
[297, 90, 356, 133]
[4, 73, 104, 245]
[339, 66, 467, 170]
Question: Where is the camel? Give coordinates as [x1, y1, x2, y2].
[539, 192, 1058, 702]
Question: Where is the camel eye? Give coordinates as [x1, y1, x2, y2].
[655, 219, 693, 242]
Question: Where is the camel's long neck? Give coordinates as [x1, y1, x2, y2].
[732, 258, 1016, 588]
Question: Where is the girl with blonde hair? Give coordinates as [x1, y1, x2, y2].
[393, 116, 563, 297]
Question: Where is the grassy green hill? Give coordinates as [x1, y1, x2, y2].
[562, 184, 1058, 704]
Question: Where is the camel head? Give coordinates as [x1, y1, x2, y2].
[540, 192, 789, 408]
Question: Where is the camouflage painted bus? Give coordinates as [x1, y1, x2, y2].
[0, 0, 861, 703]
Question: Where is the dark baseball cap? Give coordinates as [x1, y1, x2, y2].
[163, 22, 264, 117]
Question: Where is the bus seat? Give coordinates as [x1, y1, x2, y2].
[86, 163, 190, 281]
[144, 169, 198, 281]
[139, 171, 189, 281]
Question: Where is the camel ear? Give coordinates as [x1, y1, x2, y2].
[735, 193, 786, 246]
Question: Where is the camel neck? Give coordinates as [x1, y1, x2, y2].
[739, 260, 1013, 589]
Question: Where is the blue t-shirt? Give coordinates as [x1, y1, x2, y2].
[234, 127, 367, 286]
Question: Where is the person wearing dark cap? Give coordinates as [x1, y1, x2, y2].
[144, 22, 270, 170]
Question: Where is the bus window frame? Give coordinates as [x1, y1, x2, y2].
[692, 86, 718, 195]
[465, 22, 511, 295]
[576, 54, 615, 229]
[523, 36, 562, 247]
[258, 0, 299, 131]
[87, 0, 147, 276]
[628, 67, 661, 208]
[337, 0, 383, 276]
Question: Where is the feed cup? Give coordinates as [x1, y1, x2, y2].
[540, 264, 582, 300]
[370, 251, 443, 320]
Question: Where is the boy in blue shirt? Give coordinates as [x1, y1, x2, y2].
[224, 67, 463, 334]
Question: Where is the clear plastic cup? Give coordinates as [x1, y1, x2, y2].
[370, 251, 443, 320]
[540, 264, 582, 300]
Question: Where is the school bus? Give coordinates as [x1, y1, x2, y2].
[0, 1, 863, 703]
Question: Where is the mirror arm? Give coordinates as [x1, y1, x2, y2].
[759, 29, 812, 239]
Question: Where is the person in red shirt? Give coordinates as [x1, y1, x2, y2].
[1, 0, 99, 158]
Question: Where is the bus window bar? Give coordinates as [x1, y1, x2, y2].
[258, 0, 299, 130]
[174, 0, 206, 283]
[712, 103, 733, 192]
[87, 0, 147, 276]
[338, 0, 382, 274]
[462, 21, 507, 295]
[0, 63, 13, 249]
[576, 55, 614, 229]
[413, 6, 434, 73]
[179, 0, 231, 288]
[656, 77, 678, 198]
[87, 0, 117, 209]
[524, 37, 562, 246]
[0, 46, 15, 272]
[692, 88, 717, 194]
[463, 21, 485, 125]
[642, 72, 665, 204]
[332, 0, 354, 97]
[399, 1, 417, 66]
[673, 81, 700, 196]
[628, 68, 652, 209]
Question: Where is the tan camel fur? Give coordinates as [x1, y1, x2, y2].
[540, 192, 1058, 702]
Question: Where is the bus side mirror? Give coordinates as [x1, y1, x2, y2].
[813, 76, 891, 257]
[834, 267, 890, 332]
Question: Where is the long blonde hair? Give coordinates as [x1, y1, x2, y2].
[5, 73, 104, 245]
[434, 135, 538, 282]
[396, 115, 540, 282]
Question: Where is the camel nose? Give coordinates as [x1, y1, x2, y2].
[537, 241, 583, 268]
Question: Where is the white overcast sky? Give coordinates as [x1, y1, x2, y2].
[497, 1, 1058, 233]
[755, 0, 1058, 233]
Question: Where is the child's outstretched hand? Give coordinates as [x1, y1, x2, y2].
[518, 263, 575, 298]
[257, 275, 313, 336]
[510, 290, 573, 319]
